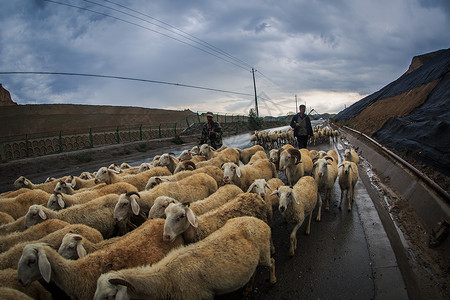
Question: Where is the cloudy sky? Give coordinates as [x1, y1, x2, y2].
[0, 0, 448, 116]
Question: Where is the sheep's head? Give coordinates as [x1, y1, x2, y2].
[44, 177, 56, 183]
[145, 176, 169, 190]
[114, 191, 141, 222]
[247, 179, 271, 198]
[79, 172, 93, 180]
[178, 150, 193, 161]
[199, 144, 215, 159]
[163, 202, 197, 242]
[271, 186, 299, 213]
[95, 167, 118, 184]
[190, 145, 200, 155]
[58, 233, 87, 260]
[138, 162, 152, 173]
[54, 181, 75, 195]
[222, 162, 240, 183]
[108, 164, 121, 173]
[313, 158, 333, 178]
[47, 193, 65, 210]
[158, 153, 176, 167]
[279, 148, 302, 171]
[148, 196, 178, 219]
[120, 162, 131, 169]
[14, 176, 32, 190]
[173, 160, 196, 174]
[94, 272, 134, 300]
[24, 205, 47, 228]
[18, 243, 51, 287]
[268, 149, 281, 164]
[338, 161, 357, 175]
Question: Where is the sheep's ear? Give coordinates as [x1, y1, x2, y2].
[38, 208, 47, 220]
[109, 169, 121, 174]
[270, 190, 279, 197]
[209, 146, 215, 151]
[338, 163, 343, 168]
[130, 197, 140, 215]
[37, 249, 51, 283]
[76, 239, 87, 258]
[69, 177, 77, 188]
[109, 278, 136, 295]
[57, 195, 65, 209]
[116, 285, 129, 300]
[186, 208, 198, 228]
[246, 182, 256, 193]
[235, 167, 241, 178]
[291, 192, 300, 205]
[351, 164, 357, 174]
[265, 183, 273, 191]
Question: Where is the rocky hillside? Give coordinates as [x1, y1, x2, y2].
[0, 84, 16, 106]
[335, 48, 449, 191]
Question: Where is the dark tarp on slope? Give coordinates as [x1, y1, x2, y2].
[373, 72, 450, 176]
[335, 48, 450, 122]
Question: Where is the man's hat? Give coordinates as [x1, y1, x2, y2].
[299, 104, 306, 110]
[206, 112, 214, 117]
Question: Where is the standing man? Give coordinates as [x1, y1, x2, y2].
[199, 112, 223, 149]
[290, 104, 313, 149]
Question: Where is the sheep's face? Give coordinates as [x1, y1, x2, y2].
[94, 273, 130, 300]
[268, 149, 279, 164]
[79, 172, 93, 180]
[247, 179, 268, 198]
[149, 196, 177, 219]
[114, 195, 135, 222]
[164, 203, 196, 242]
[145, 177, 167, 190]
[25, 205, 47, 228]
[14, 176, 31, 189]
[58, 234, 87, 260]
[222, 162, 239, 183]
[18, 243, 48, 287]
[178, 150, 192, 161]
[279, 151, 293, 171]
[138, 163, 151, 173]
[314, 158, 330, 178]
[277, 186, 298, 213]
[173, 162, 186, 174]
[54, 181, 74, 195]
[158, 154, 173, 167]
[199, 144, 211, 157]
[47, 193, 64, 210]
[340, 162, 354, 175]
[95, 167, 110, 184]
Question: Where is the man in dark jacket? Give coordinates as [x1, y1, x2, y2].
[290, 104, 313, 149]
[199, 112, 223, 149]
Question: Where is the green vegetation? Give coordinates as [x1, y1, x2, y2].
[75, 153, 92, 163]
[248, 108, 263, 130]
[135, 143, 147, 152]
[171, 135, 184, 145]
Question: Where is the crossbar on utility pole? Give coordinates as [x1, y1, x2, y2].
[252, 68, 259, 117]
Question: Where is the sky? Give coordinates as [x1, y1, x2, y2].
[0, 0, 449, 117]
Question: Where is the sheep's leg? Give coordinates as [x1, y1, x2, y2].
[325, 192, 330, 211]
[269, 257, 277, 284]
[289, 223, 301, 256]
[326, 189, 332, 210]
[339, 189, 344, 210]
[270, 236, 276, 255]
[316, 194, 322, 222]
[243, 271, 256, 297]
[346, 188, 351, 211]
[306, 213, 313, 235]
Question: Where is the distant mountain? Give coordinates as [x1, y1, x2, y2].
[335, 48, 450, 177]
[0, 84, 17, 106]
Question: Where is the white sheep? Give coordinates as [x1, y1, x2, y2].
[222, 159, 277, 191]
[163, 192, 269, 244]
[0, 219, 69, 253]
[268, 144, 294, 171]
[158, 152, 179, 173]
[148, 184, 243, 219]
[24, 194, 122, 238]
[94, 216, 276, 300]
[0, 189, 50, 220]
[13, 176, 67, 194]
[0, 223, 103, 270]
[17, 219, 184, 300]
[270, 176, 318, 256]
[46, 181, 138, 210]
[344, 148, 360, 164]
[114, 173, 218, 223]
[57, 232, 120, 260]
[177, 149, 206, 164]
[279, 148, 313, 186]
[195, 147, 240, 169]
[94, 166, 171, 190]
[238, 145, 265, 164]
[312, 156, 339, 216]
[63, 175, 98, 191]
[338, 161, 359, 211]
[79, 171, 94, 180]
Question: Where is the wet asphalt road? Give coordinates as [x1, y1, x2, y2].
[128, 124, 385, 300]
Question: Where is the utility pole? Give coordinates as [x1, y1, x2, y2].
[252, 68, 259, 117]
[295, 95, 298, 113]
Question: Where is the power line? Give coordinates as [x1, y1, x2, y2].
[0, 72, 254, 97]
[44, 0, 250, 71]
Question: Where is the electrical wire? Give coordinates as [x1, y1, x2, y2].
[0, 72, 254, 97]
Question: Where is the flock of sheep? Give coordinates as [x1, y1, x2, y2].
[0, 132, 360, 300]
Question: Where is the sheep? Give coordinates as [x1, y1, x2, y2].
[17, 219, 184, 300]
[338, 161, 359, 211]
[94, 166, 172, 190]
[0, 223, 103, 270]
[13, 176, 66, 194]
[222, 159, 277, 191]
[148, 184, 244, 219]
[63, 175, 98, 191]
[114, 173, 218, 223]
[0, 211, 14, 225]
[24, 194, 123, 238]
[0, 269, 52, 300]
[195, 147, 240, 169]
[0, 216, 27, 235]
[177, 149, 206, 164]
[173, 160, 197, 174]
[344, 148, 360, 164]
[0, 219, 69, 253]
[163, 192, 269, 244]
[57, 232, 122, 260]
[270, 176, 318, 256]
[279, 148, 313, 186]
[268, 144, 294, 170]
[0, 188, 31, 199]
[158, 152, 179, 173]
[246, 178, 285, 227]
[0, 269, 51, 300]
[314, 149, 339, 164]
[312, 157, 339, 217]
[146, 165, 224, 190]
[247, 150, 268, 165]
[79, 171, 94, 180]
[238, 145, 265, 164]
[46, 181, 138, 210]
[0, 189, 50, 220]
[94, 216, 276, 300]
